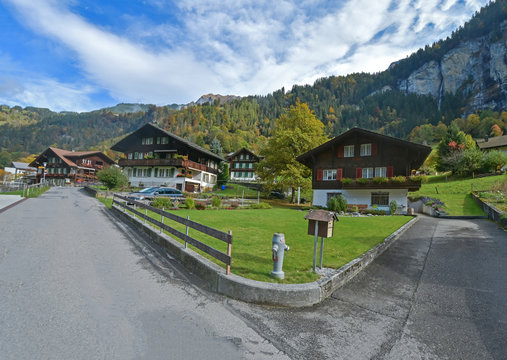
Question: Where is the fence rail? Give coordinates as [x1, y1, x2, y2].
[113, 193, 233, 274]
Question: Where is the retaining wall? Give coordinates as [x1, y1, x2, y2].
[111, 204, 418, 307]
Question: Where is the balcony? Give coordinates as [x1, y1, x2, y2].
[118, 158, 217, 174]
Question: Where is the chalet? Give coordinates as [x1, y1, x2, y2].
[30, 147, 116, 185]
[111, 123, 224, 192]
[225, 148, 261, 181]
[476, 135, 507, 154]
[296, 128, 431, 213]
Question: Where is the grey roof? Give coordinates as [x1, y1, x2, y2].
[476, 135, 507, 150]
[11, 162, 36, 171]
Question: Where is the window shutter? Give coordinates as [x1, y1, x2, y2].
[337, 168, 343, 180]
[372, 143, 378, 155]
[387, 166, 394, 178]
[355, 168, 362, 179]
[337, 146, 344, 158]
[316, 168, 323, 181]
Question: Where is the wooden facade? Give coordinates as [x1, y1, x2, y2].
[225, 148, 261, 181]
[111, 123, 224, 191]
[297, 128, 431, 212]
[30, 147, 115, 185]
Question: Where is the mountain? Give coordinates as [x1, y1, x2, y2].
[1, 0, 507, 161]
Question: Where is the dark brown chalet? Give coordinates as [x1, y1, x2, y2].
[111, 123, 224, 192]
[297, 128, 431, 213]
[225, 148, 261, 181]
[30, 147, 115, 185]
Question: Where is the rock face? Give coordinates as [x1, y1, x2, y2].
[398, 32, 507, 111]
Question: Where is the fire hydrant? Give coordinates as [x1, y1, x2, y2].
[271, 233, 290, 280]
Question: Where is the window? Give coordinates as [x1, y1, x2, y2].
[371, 192, 389, 206]
[245, 154, 250, 160]
[143, 168, 152, 177]
[154, 168, 159, 177]
[362, 167, 373, 179]
[360, 143, 372, 156]
[375, 167, 387, 177]
[323, 169, 337, 181]
[240, 154, 244, 160]
[133, 168, 137, 177]
[142, 137, 153, 145]
[161, 137, 168, 144]
[344, 145, 354, 157]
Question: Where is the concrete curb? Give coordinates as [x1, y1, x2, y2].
[111, 204, 419, 307]
[0, 197, 28, 214]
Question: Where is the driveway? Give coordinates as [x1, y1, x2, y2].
[227, 216, 507, 359]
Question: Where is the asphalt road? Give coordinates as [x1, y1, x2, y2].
[1, 187, 505, 359]
[0, 187, 289, 360]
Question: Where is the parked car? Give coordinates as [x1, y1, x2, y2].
[127, 187, 184, 202]
[269, 190, 285, 199]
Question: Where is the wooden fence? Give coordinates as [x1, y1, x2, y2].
[112, 194, 233, 274]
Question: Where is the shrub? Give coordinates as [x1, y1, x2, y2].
[356, 178, 370, 184]
[349, 205, 359, 213]
[250, 202, 272, 209]
[410, 175, 428, 183]
[364, 209, 387, 215]
[211, 196, 222, 208]
[327, 196, 338, 211]
[373, 177, 388, 184]
[185, 197, 195, 209]
[481, 150, 507, 173]
[390, 176, 407, 184]
[341, 177, 354, 184]
[327, 195, 347, 212]
[152, 197, 172, 209]
[230, 201, 239, 209]
[195, 202, 206, 210]
[389, 200, 398, 214]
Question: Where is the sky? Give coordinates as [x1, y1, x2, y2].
[0, 0, 489, 112]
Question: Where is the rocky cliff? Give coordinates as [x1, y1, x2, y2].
[398, 25, 507, 111]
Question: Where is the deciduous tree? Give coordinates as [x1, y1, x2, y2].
[257, 101, 328, 202]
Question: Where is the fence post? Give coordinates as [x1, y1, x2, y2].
[226, 230, 232, 275]
[185, 216, 189, 249]
[160, 208, 164, 234]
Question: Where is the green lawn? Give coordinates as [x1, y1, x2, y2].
[126, 206, 412, 284]
[409, 174, 506, 215]
[0, 186, 50, 198]
[213, 183, 260, 198]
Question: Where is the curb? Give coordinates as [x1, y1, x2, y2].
[111, 204, 419, 307]
[0, 197, 28, 214]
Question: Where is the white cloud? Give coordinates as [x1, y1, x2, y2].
[4, 0, 488, 110]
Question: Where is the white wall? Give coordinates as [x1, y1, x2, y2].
[313, 188, 408, 214]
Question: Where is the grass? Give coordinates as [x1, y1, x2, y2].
[122, 205, 412, 284]
[0, 186, 51, 198]
[409, 174, 506, 215]
[213, 183, 260, 198]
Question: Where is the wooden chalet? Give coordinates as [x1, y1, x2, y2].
[30, 147, 116, 185]
[297, 128, 431, 213]
[225, 148, 261, 181]
[111, 123, 224, 192]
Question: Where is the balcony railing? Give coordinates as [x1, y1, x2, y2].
[118, 158, 217, 174]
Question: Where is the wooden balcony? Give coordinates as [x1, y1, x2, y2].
[118, 158, 217, 174]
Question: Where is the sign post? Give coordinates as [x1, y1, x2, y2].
[304, 210, 339, 272]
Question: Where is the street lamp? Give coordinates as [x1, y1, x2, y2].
[43, 162, 47, 184]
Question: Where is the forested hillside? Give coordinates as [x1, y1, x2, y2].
[1, 0, 507, 163]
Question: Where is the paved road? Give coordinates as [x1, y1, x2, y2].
[228, 216, 507, 359]
[0, 187, 288, 359]
[1, 187, 505, 359]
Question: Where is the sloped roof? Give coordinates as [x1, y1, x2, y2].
[296, 127, 431, 167]
[111, 123, 225, 162]
[29, 147, 115, 168]
[11, 162, 36, 171]
[225, 147, 262, 161]
[476, 135, 507, 150]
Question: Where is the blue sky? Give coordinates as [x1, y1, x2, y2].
[0, 0, 488, 112]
